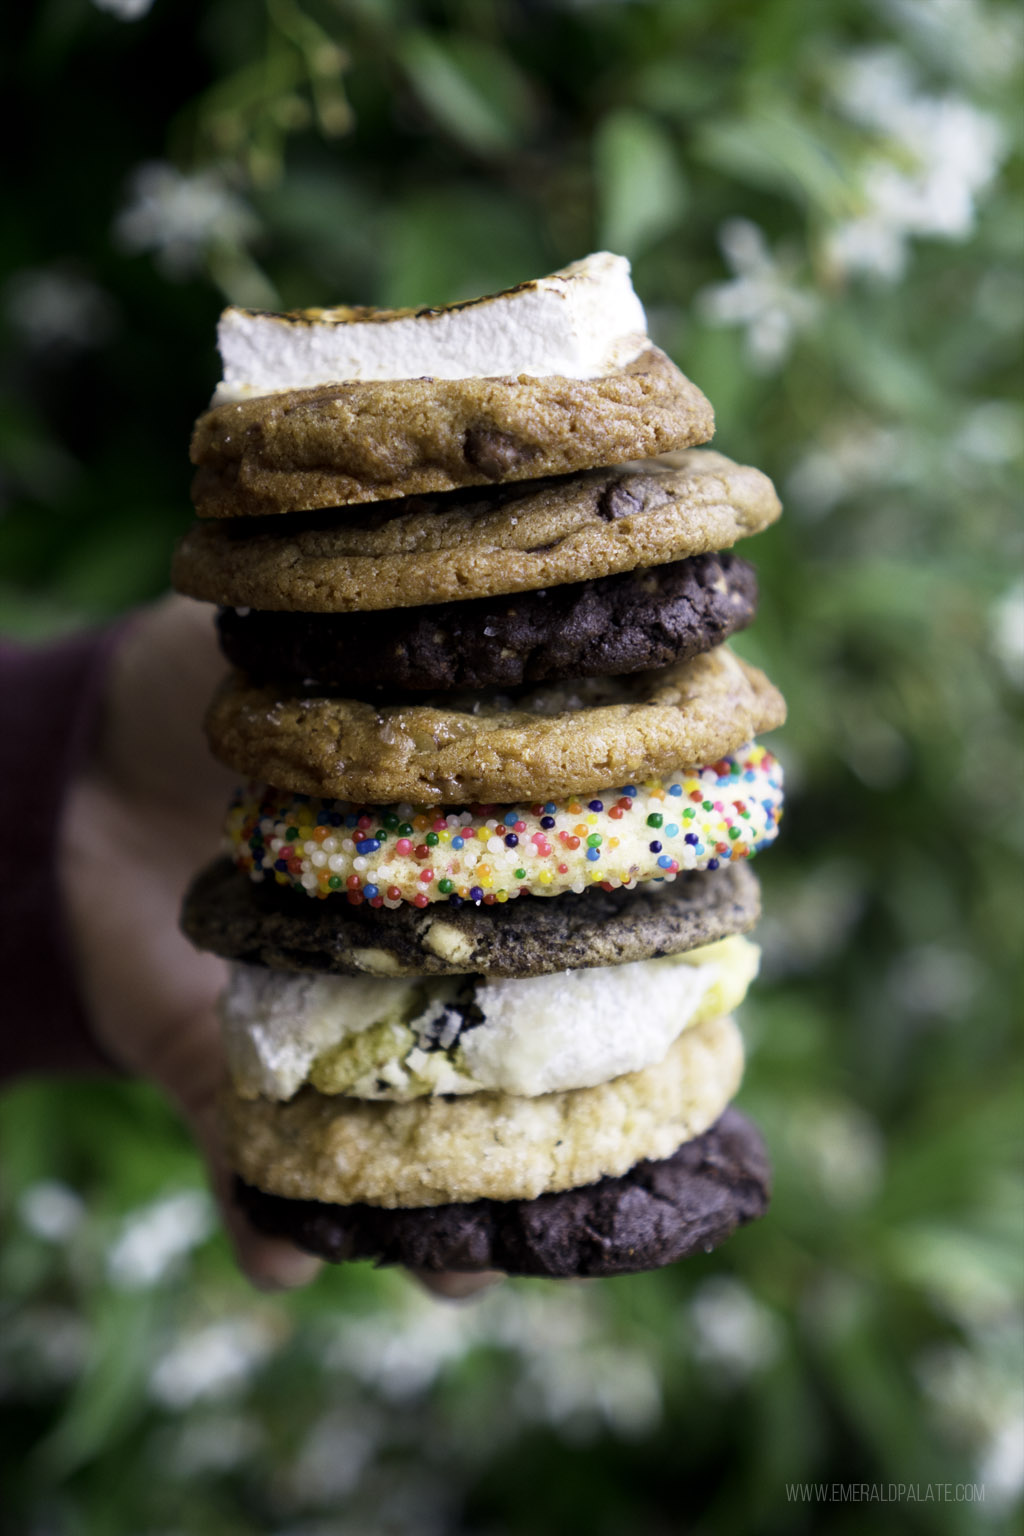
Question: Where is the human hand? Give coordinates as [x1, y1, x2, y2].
[60, 595, 497, 1297]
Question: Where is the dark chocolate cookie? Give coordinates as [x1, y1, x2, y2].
[234, 1108, 771, 1277]
[216, 551, 757, 693]
[183, 858, 760, 978]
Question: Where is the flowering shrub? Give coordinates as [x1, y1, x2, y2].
[1, 1, 1021, 1531]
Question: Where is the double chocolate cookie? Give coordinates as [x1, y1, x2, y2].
[217, 551, 757, 693]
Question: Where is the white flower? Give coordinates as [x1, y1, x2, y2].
[887, 943, 981, 1020]
[956, 400, 1024, 466]
[107, 1189, 214, 1290]
[689, 1277, 781, 1384]
[785, 1101, 885, 1210]
[827, 48, 1004, 281]
[92, 0, 156, 20]
[698, 219, 817, 373]
[285, 1409, 378, 1503]
[114, 162, 259, 278]
[989, 582, 1024, 690]
[978, 1412, 1024, 1513]
[916, 1339, 1024, 1511]
[167, 1412, 263, 1476]
[19, 1180, 85, 1242]
[755, 859, 867, 980]
[880, 0, 1024, 88]
[0, 1307, 89, 1392]
[5, 267, 116, 350]
[785, 420, 902, 518]
[517, 1343, 661, 1441]
[149, 1318, 278, 1409]
[326, 1293, 479, 1401]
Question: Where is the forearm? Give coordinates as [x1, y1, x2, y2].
[0, 624, 128, 1082]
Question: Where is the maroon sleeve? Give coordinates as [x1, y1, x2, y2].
[0, 625, 127, 1081]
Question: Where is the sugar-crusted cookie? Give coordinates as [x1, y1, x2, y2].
[220, 744, 782, 907]
[204, 646, 786, 804]
[234, 1107, 770, 1276]
[183, 859, 761, 978]
[215, 551, 757, 693]
[223, 1012, 743, 1207]
[190, 349, 714, 518]
[173, 451, 780, 611]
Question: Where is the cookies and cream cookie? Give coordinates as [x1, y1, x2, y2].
[221, 1011, 743, 1207]
[183, 859, 761, 979]
[174, 452, 780, 611]
[234, 1108, 771, 1277]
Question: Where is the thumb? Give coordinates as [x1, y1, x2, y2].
[148, 1002, 324, 1293]
[185, 1079, 325, 1292]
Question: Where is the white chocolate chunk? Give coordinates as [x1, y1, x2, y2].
[212, 253, 648, 403]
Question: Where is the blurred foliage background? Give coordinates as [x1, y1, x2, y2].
[1, 0, 1022, 1532]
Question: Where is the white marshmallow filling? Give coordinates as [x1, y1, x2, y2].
[219, 935, 759, 1103]
[212, 253, 648, 403]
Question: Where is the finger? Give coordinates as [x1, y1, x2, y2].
[414, 1269, 505, 1300]
[187, 1085, 324, 1292]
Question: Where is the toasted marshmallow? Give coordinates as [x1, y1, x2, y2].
[212, 253, 648, 403]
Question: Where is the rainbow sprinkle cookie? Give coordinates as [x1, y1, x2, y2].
[224, 742, 783, 910]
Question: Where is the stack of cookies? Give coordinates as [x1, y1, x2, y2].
[174, 255, 787, 1278]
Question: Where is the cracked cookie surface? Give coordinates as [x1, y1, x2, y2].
[183, 860, 761, 978]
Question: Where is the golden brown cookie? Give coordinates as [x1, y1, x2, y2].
[190, 348, 713, 517]
[222, 1012, 743, 1207]
[204, 644, 786, 804]
[173, 451, 780, 611]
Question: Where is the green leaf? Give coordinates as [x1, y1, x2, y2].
[694, 105, 857, 217]
[33, 1291, 160, 1479]
[395, 31, 533, 157]
[381, 186, 552, 309]
[594, 109, 688, 259]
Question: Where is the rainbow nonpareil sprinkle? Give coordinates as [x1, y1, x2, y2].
[224, 743, 783, 910]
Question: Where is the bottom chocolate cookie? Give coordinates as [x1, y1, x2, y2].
[234, 1108, 770, 1278]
